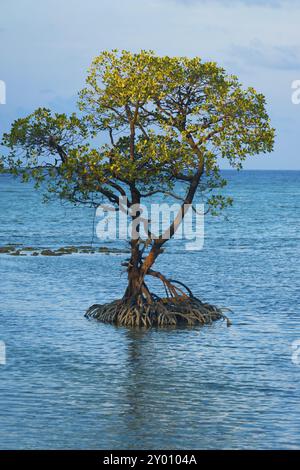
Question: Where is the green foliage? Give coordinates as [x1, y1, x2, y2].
[1, 50, 275, 215]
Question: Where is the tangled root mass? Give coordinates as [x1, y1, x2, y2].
[85, 292, 231, 328]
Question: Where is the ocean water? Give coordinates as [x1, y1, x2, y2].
[0, 170, 299, 450]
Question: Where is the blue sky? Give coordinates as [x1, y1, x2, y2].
[0, 0, 299, 169]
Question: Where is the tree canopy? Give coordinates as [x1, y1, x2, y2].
[1, 50, 274, 216]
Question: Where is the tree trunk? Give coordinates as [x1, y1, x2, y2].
[123, 240, 163, 301]
[123, 266, 144, 300]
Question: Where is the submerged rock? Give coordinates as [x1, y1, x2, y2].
[40, 249, 63, 256]
[57, 246, 78, 253]
[0, 244, 130, 256]
[10, 250, 25, 256]
[98, 246, 109, 252]
[0, 245, 17, 253]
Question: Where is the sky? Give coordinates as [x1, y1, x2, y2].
[0, 0, 299, 169]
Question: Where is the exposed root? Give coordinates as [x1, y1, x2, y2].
[85, 295, 231, 328]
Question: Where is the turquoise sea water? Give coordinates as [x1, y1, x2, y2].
[0, 171, 299, 449]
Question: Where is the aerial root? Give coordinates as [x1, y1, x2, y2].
[85, 295, 231, 328]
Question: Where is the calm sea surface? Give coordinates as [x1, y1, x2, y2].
[0, 171, 299, 449]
